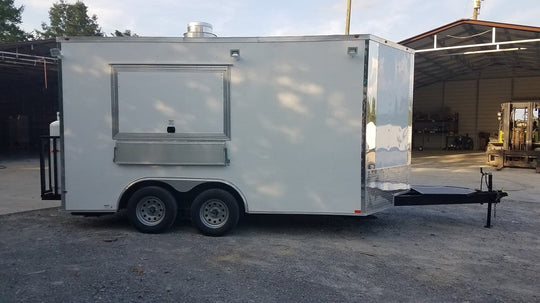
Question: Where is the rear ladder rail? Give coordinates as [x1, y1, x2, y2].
[40, 136, 61, 200]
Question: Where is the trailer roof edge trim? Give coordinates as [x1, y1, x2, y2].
[56, 35, 413, 53]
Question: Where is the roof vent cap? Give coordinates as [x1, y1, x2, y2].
[184, 22, 217, 37]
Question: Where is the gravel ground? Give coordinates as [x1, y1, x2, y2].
[1, 200, 539, 302]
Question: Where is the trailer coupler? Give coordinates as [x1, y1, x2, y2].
[394, 169, 507, 228]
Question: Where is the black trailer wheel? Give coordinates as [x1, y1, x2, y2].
[191, 189, 240, 236]
[127, 186, 178, 233]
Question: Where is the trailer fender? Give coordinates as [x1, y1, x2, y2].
[117, 178, 248, 213]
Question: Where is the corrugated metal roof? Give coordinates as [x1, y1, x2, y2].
[0, 39, 58, 74]
[400, 19, 540, 89]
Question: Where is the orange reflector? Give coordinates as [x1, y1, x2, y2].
[354, 209, 362, 214]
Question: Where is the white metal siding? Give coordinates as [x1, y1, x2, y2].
[58, 36, 414, 215]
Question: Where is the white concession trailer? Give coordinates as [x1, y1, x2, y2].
[42, 32, 419, 236]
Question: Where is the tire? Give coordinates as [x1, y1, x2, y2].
[127, 186, 178, 233]
[191, 189, 240, 236]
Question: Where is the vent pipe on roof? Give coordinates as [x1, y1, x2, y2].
[345, 0, 352, 35]
[183, 22, 217, 37]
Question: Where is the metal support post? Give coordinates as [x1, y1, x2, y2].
[485, 172, 493, 228]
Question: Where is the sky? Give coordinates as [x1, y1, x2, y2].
[13, 0, 540, 42]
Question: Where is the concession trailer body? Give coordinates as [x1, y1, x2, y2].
[40, 32, 504, 236]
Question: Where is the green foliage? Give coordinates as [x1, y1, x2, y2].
[39, 0, 103, 38]
[367, 97, 377, 123]
[0, 0, 29, 41]
[112, 29, 137, 37]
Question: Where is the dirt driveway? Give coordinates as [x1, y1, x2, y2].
[0, 151, 539, 302]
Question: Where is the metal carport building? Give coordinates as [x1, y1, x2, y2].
[400, 19, 540, 150]
[0, 39, 58, 154]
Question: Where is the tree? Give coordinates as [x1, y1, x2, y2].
[0, 0, 28, 41]
[112, 29, 138, 37]
[39, 0, 103, 38]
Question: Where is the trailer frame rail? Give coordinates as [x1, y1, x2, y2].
[394, 169, 507, 228]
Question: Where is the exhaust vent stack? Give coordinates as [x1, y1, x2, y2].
[184, 22, 217, 37]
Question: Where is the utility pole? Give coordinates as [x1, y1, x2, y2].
[345, 0, 352, 35]
[472, 0, 483, 20]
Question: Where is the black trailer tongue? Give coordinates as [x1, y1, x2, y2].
[394, 169, 507, 228]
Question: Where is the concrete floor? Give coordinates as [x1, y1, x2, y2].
[0, 150, 537, 215]
[0, 156, 60, 215]
[411, 150, 539, 203]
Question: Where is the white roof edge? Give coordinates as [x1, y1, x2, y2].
[56, 34, 412, 52]
[57, 34, 371, 43]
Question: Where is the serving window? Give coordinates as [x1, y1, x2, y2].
[111, 64, 231, 140]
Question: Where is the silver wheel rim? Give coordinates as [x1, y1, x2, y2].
[136, 196, 166, 226]
[200, 199, 229, 229]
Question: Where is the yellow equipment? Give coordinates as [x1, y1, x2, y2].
[487, 101, 540, 172]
